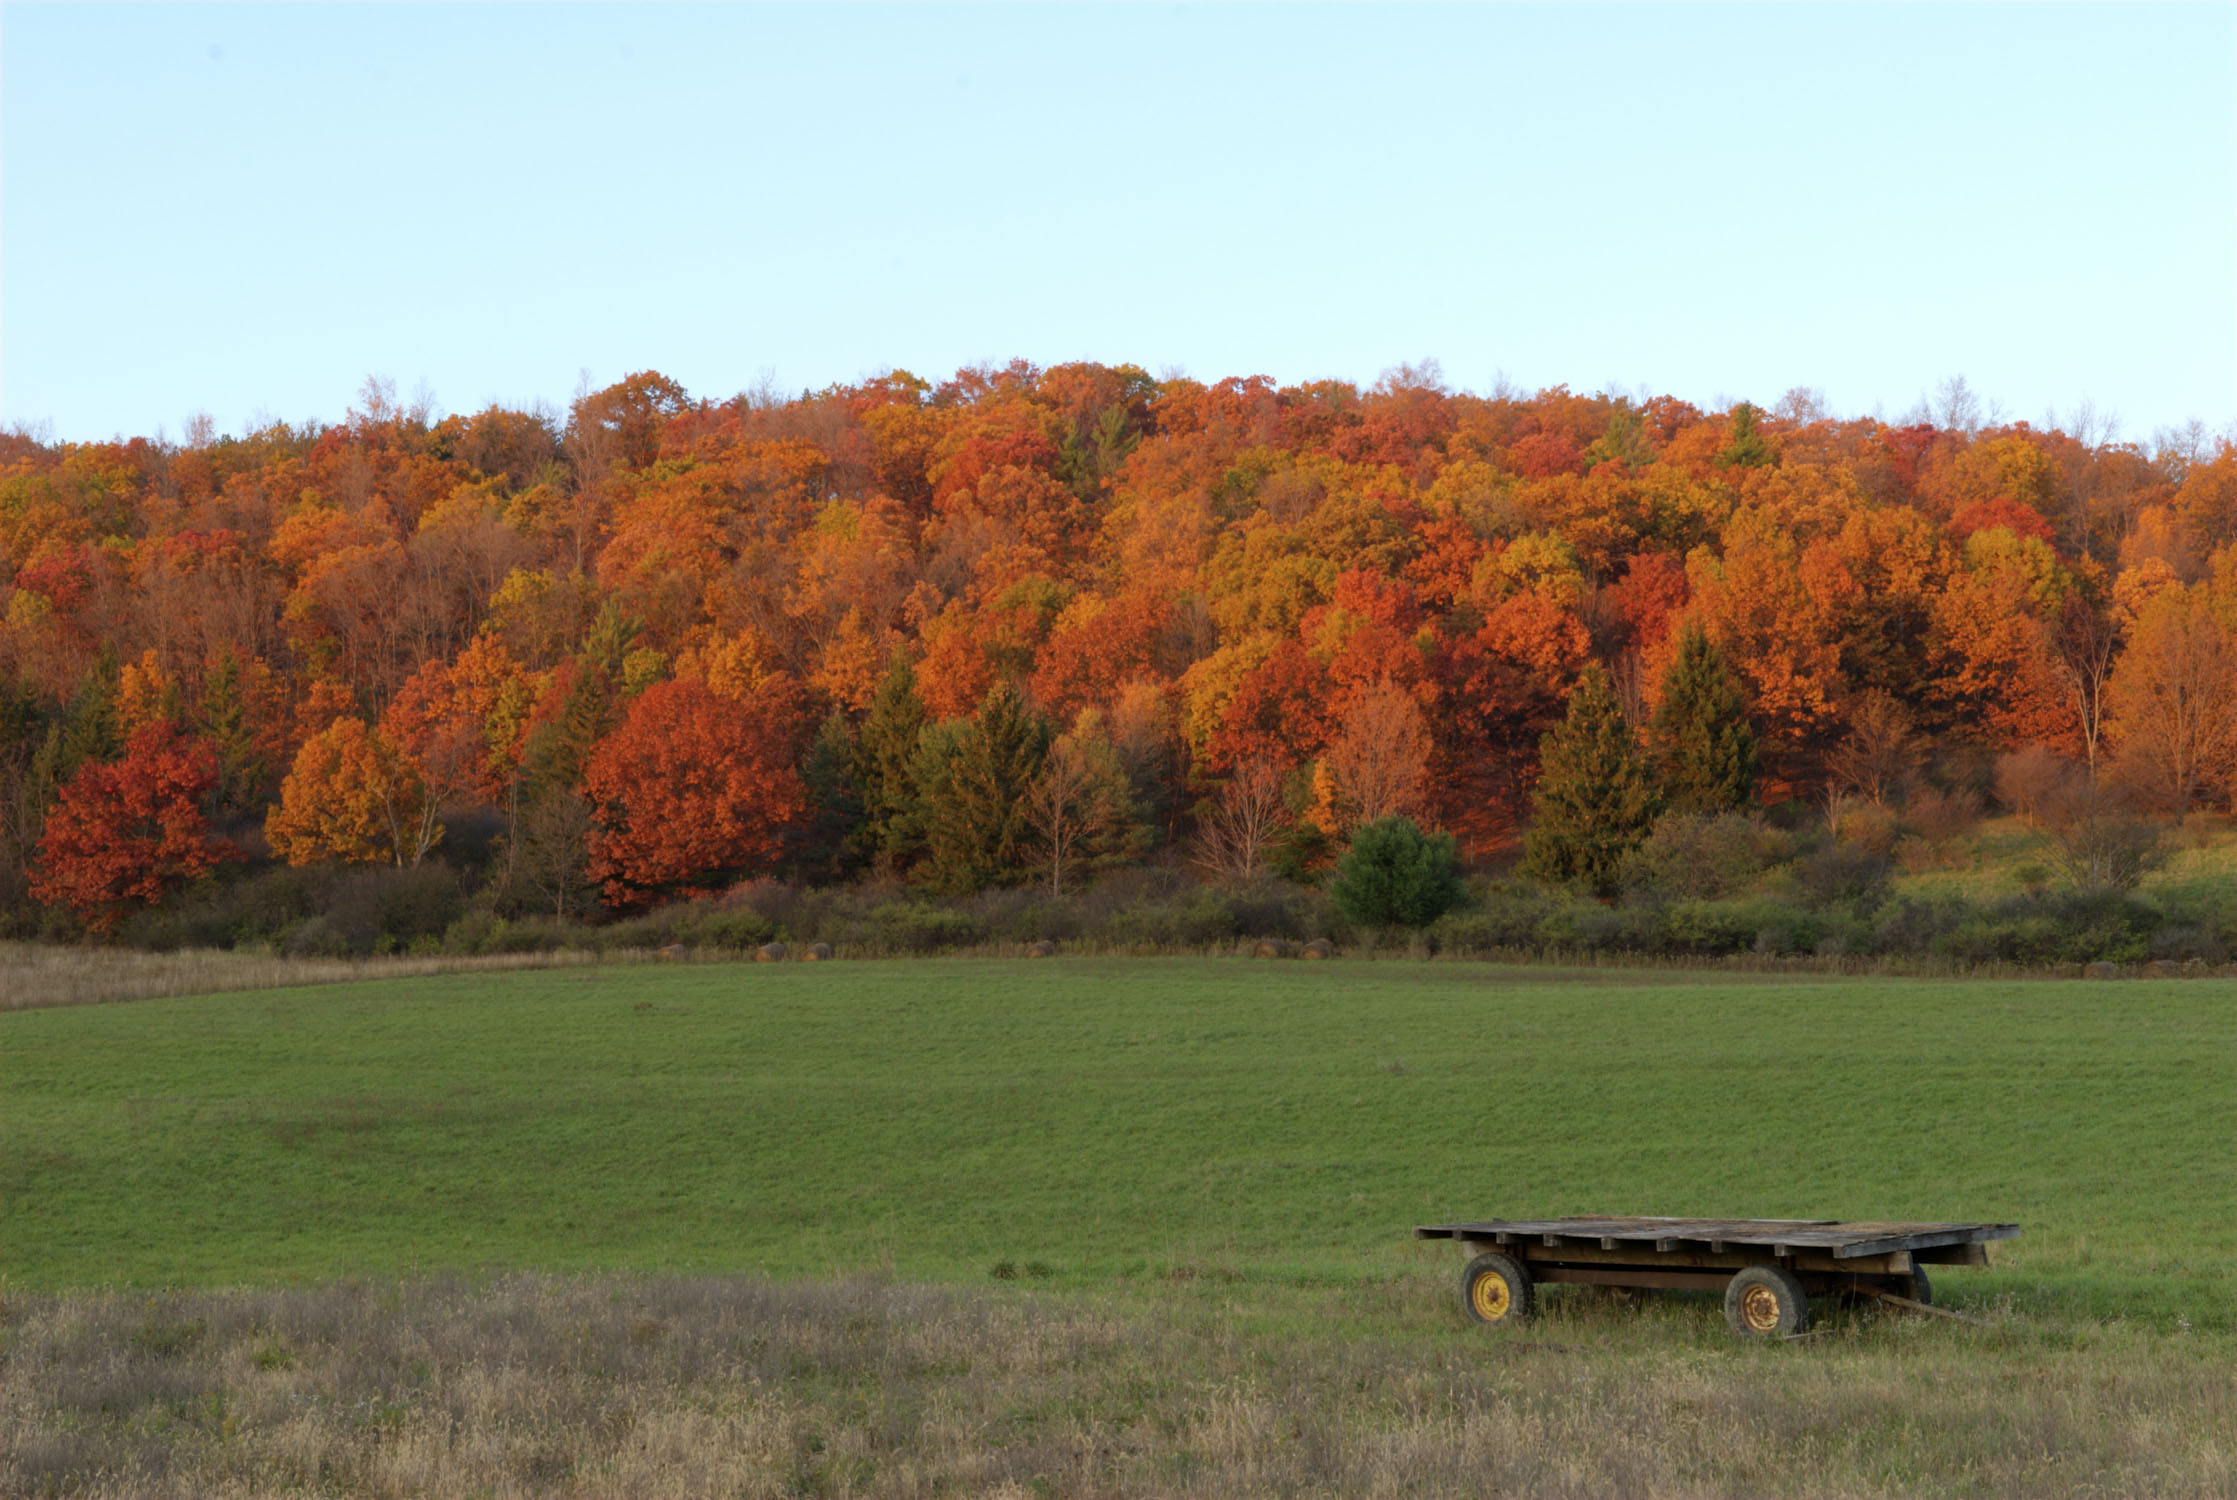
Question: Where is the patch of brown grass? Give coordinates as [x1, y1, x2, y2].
[0, 943, 609, 1012]
[3, 1274, 2230, 1498]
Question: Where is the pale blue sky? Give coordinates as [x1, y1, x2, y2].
[4, 3, 2232, 442]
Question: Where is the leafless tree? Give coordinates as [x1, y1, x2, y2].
[1825, 691, 1923, 808]
[1023, 740, 1096, 896]
[1994, 744, 2075, 827]
[2039, 778, 2165, 894]
[1932, 375, 1983, 437]
[517, 789, 596, 917]
[1774, 386, 1828, 425]
[1904, 784, 1982, 864]
[2048, 594, 2120, 778]
[1193, 758, 1289, 881]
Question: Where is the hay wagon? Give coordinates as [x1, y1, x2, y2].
[1415, 1216, 2019, 1339]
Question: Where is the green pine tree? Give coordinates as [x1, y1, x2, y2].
[579, 601, 642, 679]
[0, 673, 55, 920]
[196, 645, 268, 815]
[914, 683, 1050, 896]
[1332, 815, 1463, 927]
[798, 710, 866, 880]
[58, 647, 121, 778]
[855, 658, 928, 869]
[1523, 663, 1662, 896]
[522, 665, 614, 798]
[1719, 402, 1775, 469]
[1650, 622, 1759, 814]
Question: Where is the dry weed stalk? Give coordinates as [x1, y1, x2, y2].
[2, 1274, 2231, 1498]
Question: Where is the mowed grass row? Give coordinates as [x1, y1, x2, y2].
[4, 960, 2231, 1328]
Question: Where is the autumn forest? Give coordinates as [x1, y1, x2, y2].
[5, 361, 2235, 958]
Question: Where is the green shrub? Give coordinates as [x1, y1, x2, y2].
[1798, 842, 1894, 910]
[1655, 901, 1760, 956]
[1104, 889, 1243, 947]
[1526, 899, 1652, 953]
[1426, 885, 1564, 953]
[282, 915, 353, 958]
[1928, 892, 2157, 966]
[1332, 818, 1464, 928]
[1747, 904, 1825, 957]
[1622, 813, 1783, 900]
[1869, 895, 1971, 956]
[601, 903, 780, 951]
[2149, 925, 2225, 963]
[870, 903, 983, 953]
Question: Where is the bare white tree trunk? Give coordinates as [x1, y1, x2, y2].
[1193, 757, 1287, 880]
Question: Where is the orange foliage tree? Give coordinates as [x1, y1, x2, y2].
[582, 680, 807, 906]
[265, 717, 434, 866]
[4, 361, 2234, 927]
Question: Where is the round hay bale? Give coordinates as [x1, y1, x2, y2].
[2082, 960, 2120, 979]
[1252, 938, 1290, 960]
[802, 942, 833, 962]
[2144, 958, 2182, 978]
[1027, 940, 1058, 958]
[1302, 938, 1336, 960]
[755, 941, 788, 964]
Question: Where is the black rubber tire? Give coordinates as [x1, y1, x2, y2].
[1724, 1265, 1810, 1339]
[1460, 1252, 1534, 1326]
[1905, 1264, 1933, 1306]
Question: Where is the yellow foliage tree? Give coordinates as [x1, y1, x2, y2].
[114, 648, 178, 737]
[265, 717, 431, 866]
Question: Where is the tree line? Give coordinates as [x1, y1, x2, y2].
[3, 363, 2233, 936]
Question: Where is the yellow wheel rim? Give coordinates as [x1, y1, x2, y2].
[1741, 1283, 1783, 1333]
[1471, 1270, 1513, 1321]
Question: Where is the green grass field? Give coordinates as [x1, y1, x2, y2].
[6, 958, 2231, 1330]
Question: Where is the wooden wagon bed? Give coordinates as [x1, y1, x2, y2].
[1415, 1215, 2019, 1338]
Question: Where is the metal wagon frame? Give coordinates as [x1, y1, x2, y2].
[1415, 1216, 2019, 1338]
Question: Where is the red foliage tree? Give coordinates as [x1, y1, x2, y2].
[583, 680, 807, 906]
[1029, 590, 1173, 723]
[1947, 496, 2057, 545]
[30, 722, 237, 930]
[1206, 639, 1335, 774]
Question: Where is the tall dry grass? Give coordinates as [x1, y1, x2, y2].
[3, 1273, 2230, 1498]
[0, 943, 609, 1012]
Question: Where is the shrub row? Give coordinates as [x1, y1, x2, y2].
[1426, 886, 2182, 965]
[106, 851, 2226, 972]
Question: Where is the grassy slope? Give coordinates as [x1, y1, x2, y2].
[4, 959, 2231, 1326]
[1887, 811, 2237, 905]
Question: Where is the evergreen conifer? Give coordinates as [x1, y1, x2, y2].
[798, 710, 866, 880]
[196, 645, 268, 815]
[1650, 622, 1759, 813]
[1523, 663, 1661, 895]
[855, 658, 928, 869]
[1332, 815, 1463, 927]
[58, 647, 121, 778]
[914, 683, 1050, 895]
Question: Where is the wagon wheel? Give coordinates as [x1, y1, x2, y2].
[1724, 1265, 1809, 1339]
[1460, 1252, 1534, 1326]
